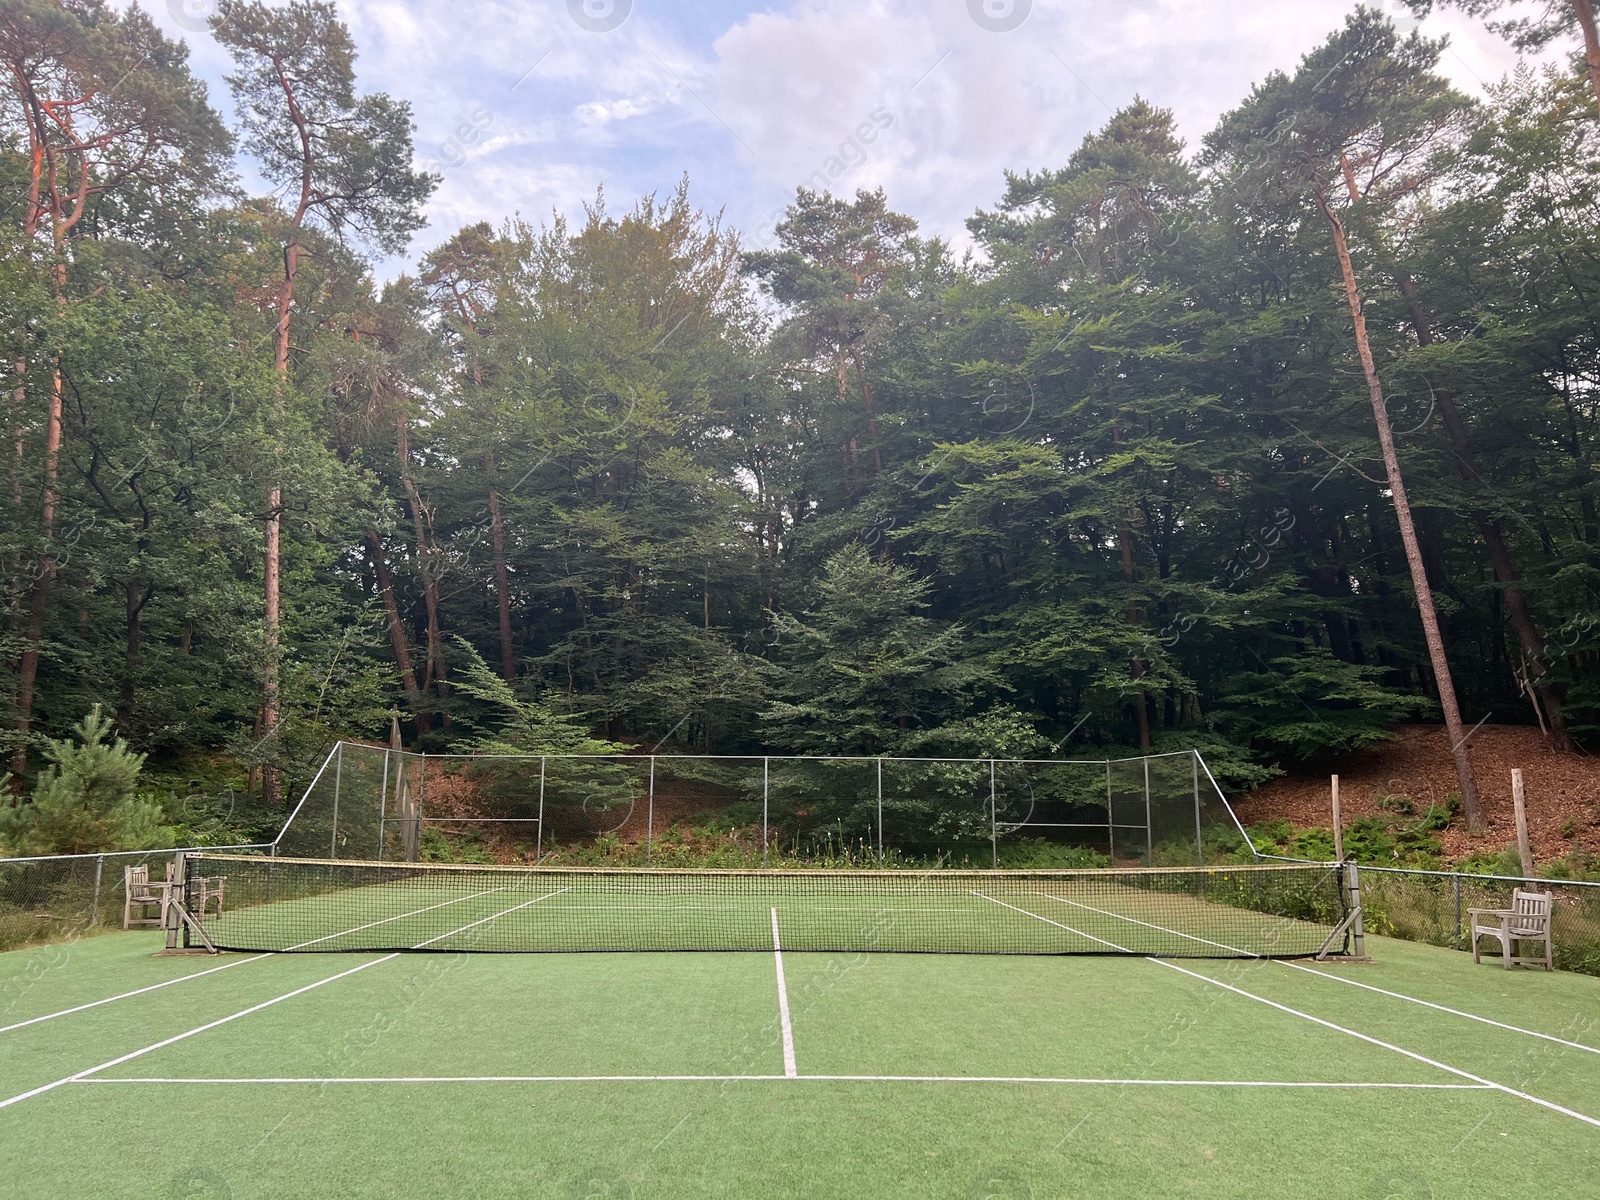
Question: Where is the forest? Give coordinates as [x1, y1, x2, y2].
[4, 0, 1600, 851]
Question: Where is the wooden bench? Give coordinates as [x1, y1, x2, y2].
[1469, 888, 1553, 971]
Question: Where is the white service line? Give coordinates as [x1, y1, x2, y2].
[1042, 892, 1600, 1058]
[770, 908, 797, 1078]
[0, 956, 396, 1111]
[69, 1074, 1492, 1089]
[1153, 960, 1600, 1131]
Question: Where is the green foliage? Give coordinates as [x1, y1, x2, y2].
[0, 708, 170, 856]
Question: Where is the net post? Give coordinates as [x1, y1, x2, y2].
[165, 853, 184, 951]
[536, 756, 546, 861]
[1347, 862, 1366, 959]
[1105, 760, 1114, 861]
[1192, 751, 1204, 868]
[377, 745, 391, 863]
[647, 756, 656, 867]
[762, 757, 770, 869]
[876, 757, 884, 865]
[330, 742, 344, 860]
[1143, 755, 1153, 867]
[989, 758, 998, 869]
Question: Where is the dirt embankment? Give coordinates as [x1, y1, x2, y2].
[1233, 724, 1600, 863]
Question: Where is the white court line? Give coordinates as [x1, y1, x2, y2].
[410, 887, 571, 948]
[969, 892, 1126, 951]
[0, 955, 270, 1036]
[1154, 960, 1600, 1131]
[0, 881, 520, 1038]
[285, 883, 518, 949]
[771, 908, 797, 1078]
[991, 890, 1600, 1131]
[0, 886, 572, 1111]
[0, 956, 396, 1111]
[1043, 893, 1600, 1058]
[71, 1075, 1492, 1089]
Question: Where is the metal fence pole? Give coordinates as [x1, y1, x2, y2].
[329, 742, 344, 860]
[1453, 875, 1463, 943]
[989, 758, 998, 869]
[762, 756, 770, 869]
[535, 756, 546, 861]
[91, 854, 103, 927]
[1106, 761, 1115, 861]
[647, 756, 655, 867]
[1143, 755, 1153, 867]
[378, 747, 391, 863]
[1193, 751, 1204, 868]
[876, 757, 884, 865]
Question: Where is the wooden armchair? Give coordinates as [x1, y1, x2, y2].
[122, 864, 172, 930]
[1469, 888, 1553, 971]
[191, 871, 227, 918]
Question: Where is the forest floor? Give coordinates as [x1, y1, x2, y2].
[1234, 723, 1600, 867]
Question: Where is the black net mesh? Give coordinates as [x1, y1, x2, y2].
[186, 854, 1349, 958]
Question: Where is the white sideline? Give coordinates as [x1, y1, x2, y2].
[0, 885, 573, 1111]
[0, 955, 270, 1037]
[1041, 893, 1600, 1058]
[771, 908, 797, 1078]
[1154, 960, 1600, 1131]
[0, 882, 520, 1039]
[987, 889, 1600, 1131]
[0, 956, 396, 1111]
[71, 1074, 1493, 1089]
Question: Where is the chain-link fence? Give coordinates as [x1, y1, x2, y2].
[1357, 865, 1600, 977]
[276, 744, 1251, 869]
[0, 843, 269, 952]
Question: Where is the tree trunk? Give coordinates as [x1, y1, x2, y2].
[364, 528, 429, 733]
[1314, 186, 1484, 833]
[485, 451, 515, 683]
[396, 416, 447, 715]
[1572, 0, 1600, 121]
[261, 237, 298, 809]
[1393, 271, 1573, 751]
[118, 581, 153, 728]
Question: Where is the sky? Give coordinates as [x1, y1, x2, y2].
[145, 0, 1541, 273]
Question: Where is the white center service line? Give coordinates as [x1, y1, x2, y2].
[410, 887, 571, 948]
[771, 907, 797, 1078]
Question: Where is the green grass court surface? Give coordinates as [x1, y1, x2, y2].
[1, 907, 1597, 1197]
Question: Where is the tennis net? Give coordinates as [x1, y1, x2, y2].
[183, 854, 1351, 958]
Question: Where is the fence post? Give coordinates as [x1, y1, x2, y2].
[329, 742, 344, 860]
[989, 758, 998, 869]
[378, 747, 391, 863]
[1193, 752, 1204, 868]
[1143, 755, 1153, 868]
[1331, 775, 1344, 863]
[535, 756, 546, 861]
[1106, 761, 1115, 861]
[1512, 768, 1535, 879]
[91, 854, 104, 927]
[647, 756, 655, 867]
[1453, 874, 1463, 944]
[876, 757, 884, 865]
[762, 757, 770, 869]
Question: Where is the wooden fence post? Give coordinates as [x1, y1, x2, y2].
[1331, 774, 1344, 862]
[1511, 768, 1535, 879]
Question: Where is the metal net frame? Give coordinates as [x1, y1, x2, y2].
[272, 745, 1254, 869]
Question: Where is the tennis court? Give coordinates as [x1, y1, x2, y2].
[2, 862, 1598, 1198]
